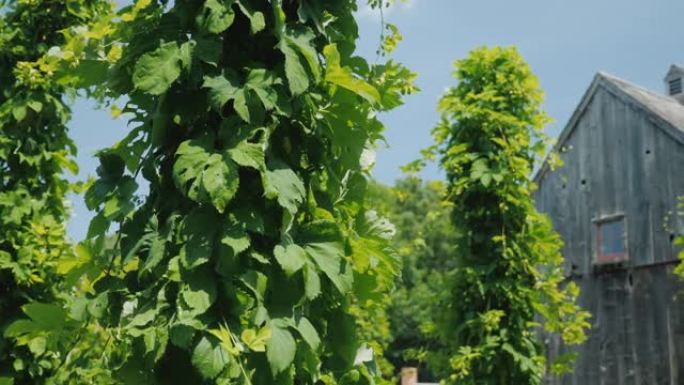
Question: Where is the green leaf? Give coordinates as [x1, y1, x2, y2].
[179, 41, 195, 70]
[27, 100, 42, 112]
[12, 105, 26, 121]
[351, 210, 400, 280]
[266, 320, 296, 376]
[0, 377, 14, 385]
[87, 292, 109, 318]
[133, 42, 183, 95]
[142, 327, 169, 363]
[140, 234, 166, 276]
[207, 69, 276, 123]
[296, 0, 324, 33]
[192, 336, 229, 379]
[126, 308, 157, 330]
[64, 59, 110, 89]
[299, 221, 352, 293]
[57, 242, 93, 275]
[173, 146, 210, 202]
[195, 37, 222, 66]
[203, 75, 240, 111]
[196, 0, 236, 34]
[3, 320, 38, 338]
[245, 69, 278, 111]
[169, 325, 195, 350]
[303, 263, 321, 300]
[239, 270, 268, 302]
[181, 208, 218, 270]
[115, 359, 155, 385]
[227, 141, 265, 170]
[208, 323, 240, 356]
[233, 89, 251, 122]
[173, 137, 239, 212]
[173, 137, 211, 200]
[180, 268, 217, 316]
[87, 213, 110, 238]
[323, 44, 380, 104]
[305, 241, 352, 294]
[481, 173, 492, 187]
[234, 204, 266, 234]
[22, 303, 67, 330]
[297, 317, 321, 351]
[220, 223, 250, 255]
[287, 29, 321, 81]
[281, 42, 309, 95]
[236, 0, 265, 34]
[202, 154, 239, 213]
[280, 28, 320, 95]
[274, 243, 307, 277]
[233, 89, 266, 124]
[241, 326, 271, 352]
[264, 162, 305, 215]
[181, 240, 211, 270]
[28, 336, 47, 355]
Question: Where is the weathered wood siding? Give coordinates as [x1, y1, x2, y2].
[536, 84, 684, 385]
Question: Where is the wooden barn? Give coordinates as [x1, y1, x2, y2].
[535, 65, 684, 385]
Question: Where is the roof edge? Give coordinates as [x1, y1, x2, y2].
[533, 73, 604, 183]
[534, 72, 684, 183]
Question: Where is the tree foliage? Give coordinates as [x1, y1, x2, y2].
[673, 198, 684, 279]
[25, 1, 417, 384]
[429, 47, 590, 385]
[0, 1, 109, 384]
[364, 178, 456, 380]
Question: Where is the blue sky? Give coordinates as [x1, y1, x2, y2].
[67, 0, 684, 240]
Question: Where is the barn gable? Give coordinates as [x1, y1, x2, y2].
[536, 72, 684, 184]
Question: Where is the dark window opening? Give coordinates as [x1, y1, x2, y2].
[596, 217, 627, 264]
[670, 78, 682, 96]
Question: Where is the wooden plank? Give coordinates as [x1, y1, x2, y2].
[627, 109, 650, 266]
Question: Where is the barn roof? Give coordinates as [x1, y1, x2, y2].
[601, 72, 684, 134]
[534, 71, 684, 182]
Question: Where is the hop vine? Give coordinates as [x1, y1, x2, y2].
[430, 47, 591, 385]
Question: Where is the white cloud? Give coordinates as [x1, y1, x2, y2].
[356, 0, 420, 20]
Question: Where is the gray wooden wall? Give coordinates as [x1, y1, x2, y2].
[535, 84, 684, 385]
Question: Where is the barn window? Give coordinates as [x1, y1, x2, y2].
[596, 217, 627, 264]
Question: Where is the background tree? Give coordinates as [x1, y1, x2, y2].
[0, 1, 109, 384]
[429, 47, 590, 385]
[364, 177, 456, 381]
[45, 1, 416, 384]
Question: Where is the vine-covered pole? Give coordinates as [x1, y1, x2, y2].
[45, 1, 416, 384]
[0, 1, 111, 384]
[430, 47, 590, 385]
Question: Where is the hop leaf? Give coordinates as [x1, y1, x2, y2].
[133, 42, 184, 95]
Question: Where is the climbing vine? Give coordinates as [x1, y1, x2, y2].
[0, 1, 109, 384]
[428, 47, 590, 385]
[673, 198, 684, 279]
[42, 1, 417, 384]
